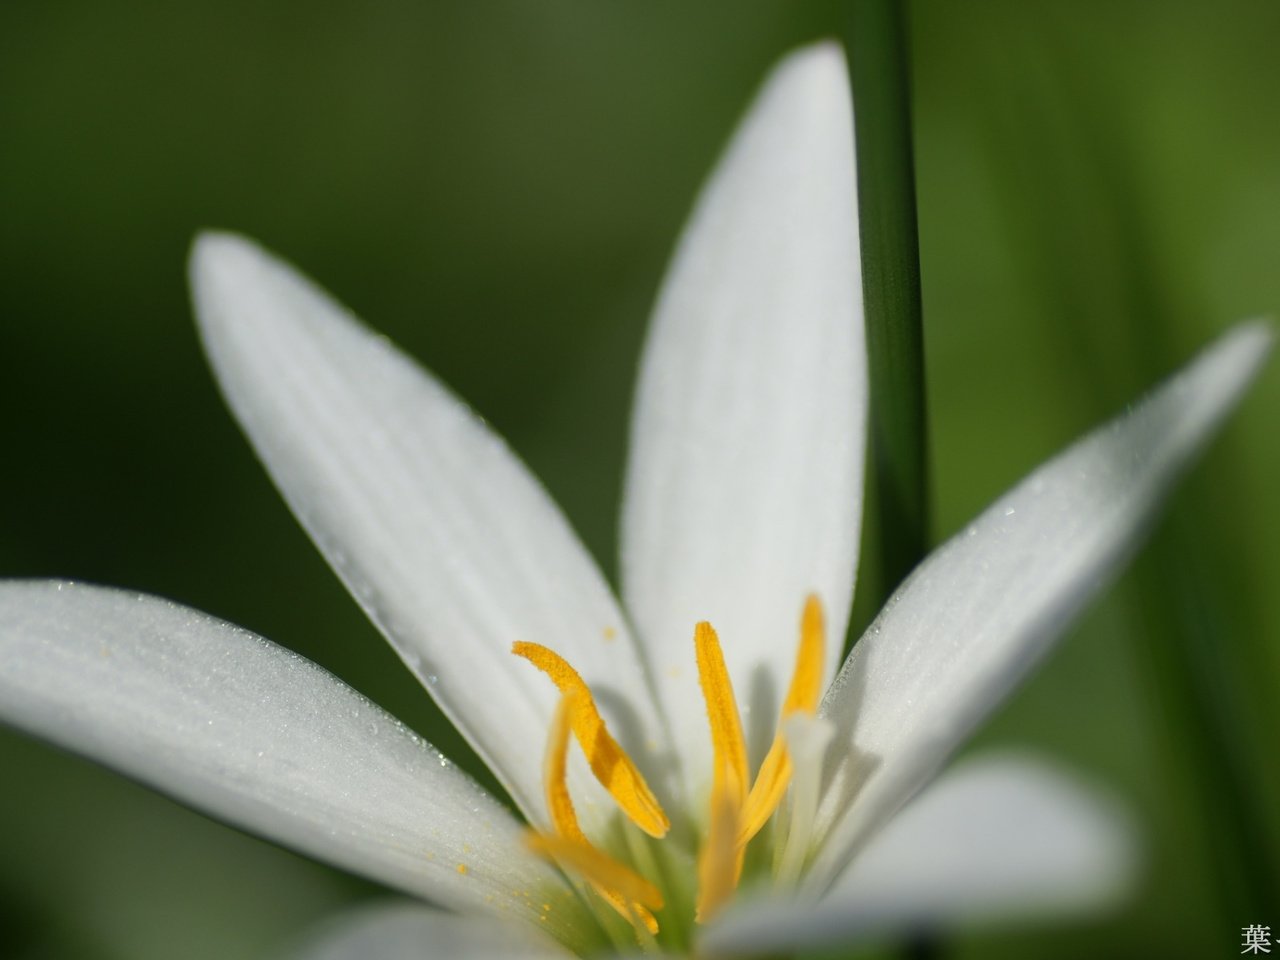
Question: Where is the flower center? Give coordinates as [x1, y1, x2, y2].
[512, 594, 825, 945]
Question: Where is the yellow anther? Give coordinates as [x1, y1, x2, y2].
[783, 594, 826, 714]
[542, 693, 589, 845]
[739, 594, 825, 845]
[693, 620, 750, 922]
[693, 622, 748, 807]
[526, 833, 665, 915]
[513, 641, 670, 838]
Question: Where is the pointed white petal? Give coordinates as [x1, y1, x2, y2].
[620, 42, 865, 781]
[289, 903, 577, 960]
[703, 753, 1135, 955]
[191, 233, 667, 826]
[812, 322, 1272, 883]
[0, 582, 594, 947]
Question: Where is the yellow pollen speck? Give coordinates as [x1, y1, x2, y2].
[456, 863, 468, 875]
[603, 626, 617, 642]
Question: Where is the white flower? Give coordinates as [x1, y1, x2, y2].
[0, 42, 1271, 959]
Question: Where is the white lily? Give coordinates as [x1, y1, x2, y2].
[0, 42, 1271, 959]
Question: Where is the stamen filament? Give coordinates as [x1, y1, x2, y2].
[513, 641, 670, 838]
[774, 712, 835, 885]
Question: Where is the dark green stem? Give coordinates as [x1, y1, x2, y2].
[845, 8, 938, 960]
[845, 0, 930, 601]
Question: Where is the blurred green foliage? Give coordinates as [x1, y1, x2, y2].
[1, 2, 1277, 958]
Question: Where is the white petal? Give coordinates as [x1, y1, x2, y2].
[702, 753, 1135, 956]
[288, 903, 576, 960]
[812, 321, 1273, 883]
[0, 582, 593, 948]
[191, 233, 668, 827]
[620, 42, 865, 782]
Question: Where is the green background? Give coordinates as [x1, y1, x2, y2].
[1, 2, 1277, 957]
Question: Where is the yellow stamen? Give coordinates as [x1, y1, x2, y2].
[526, 694, 663, 936]
[739, 594, 825, 845]
[693, 621, 750, 921]
[517, 595, 828, 935]
[513, 641, 670, 838]
[526, 833, 665, 915]
[693, 622, 749, 805]
[542, 693, 590, 845]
